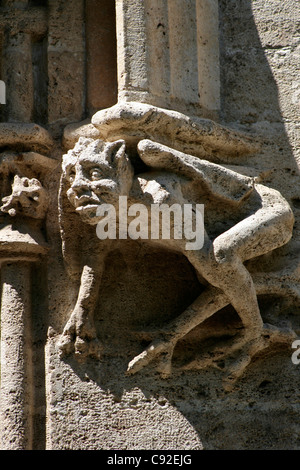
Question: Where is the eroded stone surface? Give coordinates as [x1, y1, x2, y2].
[0, 123, 54, 155]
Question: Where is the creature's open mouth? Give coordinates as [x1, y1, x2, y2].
[75, 203, 99, 212]
[74, 196, 100, 210]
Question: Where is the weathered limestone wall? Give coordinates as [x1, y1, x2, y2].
[219, 0, 300, 297]
[0, 0, 299, 450]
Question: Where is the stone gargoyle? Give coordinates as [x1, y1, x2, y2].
[58, 102, 297, 387]
[0, 174, 48, 219]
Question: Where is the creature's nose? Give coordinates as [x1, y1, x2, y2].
[70, 174, 89, 195]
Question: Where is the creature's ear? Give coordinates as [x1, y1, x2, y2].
[106, 140, 134, 195]
[104, 140, 126, 165]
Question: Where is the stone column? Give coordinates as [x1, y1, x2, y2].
[0, 262, 33, 449]
[0, 233, 49, 450]
[85, 0, 118, 115]
[115, 0, 220, 118]
[195, 0, 221, 112]
[47, 0, 85, 135]
[0, 0, 47, 122]
[0, 4, 54, 445]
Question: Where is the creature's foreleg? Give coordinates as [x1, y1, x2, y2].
[58, 263, 103, 360]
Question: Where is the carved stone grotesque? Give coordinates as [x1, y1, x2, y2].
[1, 174, 48, 219]
[58, 102, 296, 387]
[0, 123, 55, 256]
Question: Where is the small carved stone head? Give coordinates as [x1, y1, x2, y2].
[62, 137, 134, 224]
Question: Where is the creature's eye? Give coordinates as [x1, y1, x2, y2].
[90, 168, 102, 180]
[67, 169, 76, 183]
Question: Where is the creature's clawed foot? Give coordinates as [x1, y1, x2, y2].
[127, 322, 296, 383]
[176, 322, 296, 389]
[127, 336, 176, 378]
[223, 323, 296, 389]
[58, 313, 102, 361]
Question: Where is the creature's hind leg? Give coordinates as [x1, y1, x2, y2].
[184, 188, 294, 382]
[188, 246, 263, 341]
[127, 189, 294, 381]
[127, 285, 228, 377]
[205, 187, 294, 340]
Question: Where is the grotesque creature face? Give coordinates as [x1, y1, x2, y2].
[62, 138, 134, 224]
[1, 174, 48, 219]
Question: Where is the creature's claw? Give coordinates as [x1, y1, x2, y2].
[57, 332, 75, 357]
[58, 332, 102, 361]
[178, 322, 297, 389]
[222, 353, 253, 391]
[57, 312, 102, 360]
[127, 338, 175, 377]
